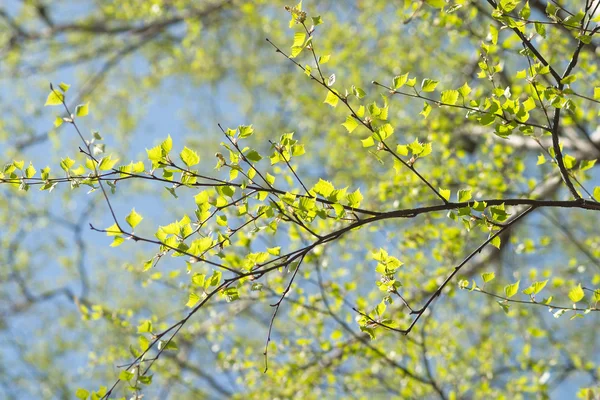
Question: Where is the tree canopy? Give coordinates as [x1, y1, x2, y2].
[1, 0, 600, 399]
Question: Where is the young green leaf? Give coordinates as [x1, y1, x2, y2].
[490, 236, 501, 249]
[137, 320, 153, 333]
[482, 272, 495, 283]
[342, 116, 359, 133]
[75, 389, 90, 399]
[125, 209, 143, 229]
[421, 79, 439, 92]
[393, 73, 409, 89]
[457, 189, 472, 203]
[75, 102, 89, 117]
[45, 90, 64, 106]
[186, 292, 201, 307]
[441, 90, 459, 105]
[568, 284, 584, 303]
[523, 280, 548, 296]
[504, 280, 520, 298]
[180, 147, 200, 167]
[439, 188, 450, 202]
[324, 91, 339, 107]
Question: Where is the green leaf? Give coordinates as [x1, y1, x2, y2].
[180, 147, 200, 167]
[159, 340, 179, 351]
[342, 116, 359, 133]
[594, 186, 600, 200]
[519, 1, 531, 19]
[441, 90, 459, 105]
[579, 159, 596, 171]
[457, 189, 472, 202]
[192, 273, 205, 287]
[420, 102, 432, 118]
[98, 155, 119, 171]
[189, 237, 214, 255]
[125, 209, 143, 229]
[109, 236, 124, 247]
[161, 135, 173, 153]
[535, 156, 547, 168]
[25, 163, 36, 178]
[488, 24, 498, 44]
[312, 15, 323, 25]
[119, 370, 134, 381]
[500, 0, 519, 12]
[313, 179, 335, 197]
[265, 172, 275, 185]
[439, 188, 450, 201]
[209, 270, 222, 287]
[490, 236, 501, 249]
[238, 125, 254, 138]
[350, 87, 365, 100]
[523, 280, 548, 295]
[563, 154, 576, 169]
[45, 90, 64, 106]
[594, 87, 600, 100]
[393, 73, 409, 89]
[59, 157, 75, 171]
[497, 301, 510, 314]
[421, 79, 439, 92]
[347, 189, 363, 208]
[245, 149, 262, 162]
[186, 292, 200, 308]
[75, 388, 90, 399]
[568, 284, 584, 303]
[104, 223, 122, 237]
[482, 272, 495, 283]
[504, 280, 520, 298]
[75, 102, 89, 117]
[319, 54, 331, 64]
[324, 91, 339, 107]
[458, 82, 471, 98]
[424, 0, 445, 8]
[361, 136, 375, 147]
[292, 32, 306, 47]
[147, 146, 163, 163]
[290, 32, 305, 58]
[58, 82, 71, 92]
[535, 22, 546, 37]
[376, 123, 394, 140]
[137, 320, 152, 333]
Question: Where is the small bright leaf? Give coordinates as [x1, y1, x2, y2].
[342, 116, 359, 133]
[421, 79, 439, 92]
[439, 188, 450, 201]
[75, 102, 89, 117]
[180, 147, 200, 167]
[186, 292, 201, 308]
[568, 284, 584, 303]
[45, 90, 64, 106]
[504, 280, 520, 298]
[324, 91, 339, 107]
[137, 320, 152, 333]
[125, 209, 143, 229]
[441, 90, 459, 105]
